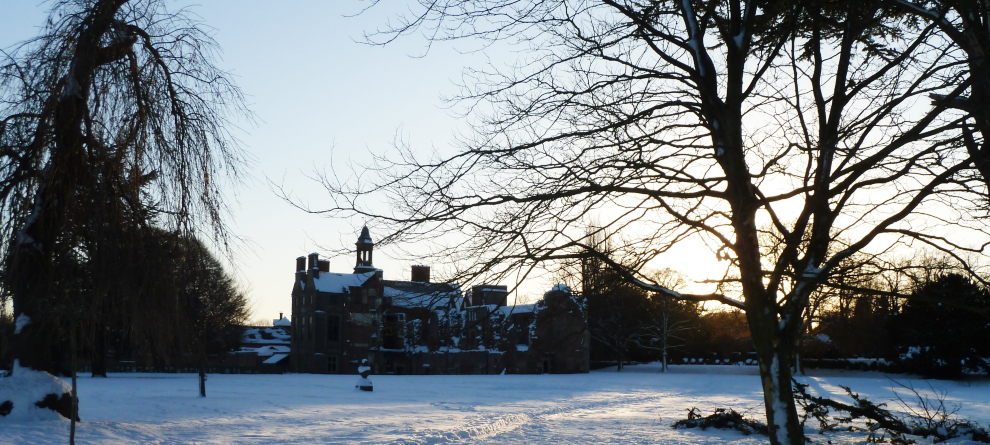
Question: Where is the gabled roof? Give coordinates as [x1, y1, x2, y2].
[309, 271, 376, 293]
[383, 280, 461, 310]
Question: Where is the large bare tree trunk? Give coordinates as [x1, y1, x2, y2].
[749, 313, 804, 445]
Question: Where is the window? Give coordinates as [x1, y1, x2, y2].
[327, 315, 340, 342]
[368, 288, 377, 297]
[327, 356, 338, 373]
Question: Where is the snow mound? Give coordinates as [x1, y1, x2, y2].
[0, 361, 72, 421]
[550, 283, 570, 293]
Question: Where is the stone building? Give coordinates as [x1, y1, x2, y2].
[225, 315, 292, 371]
[290, 227, 589, 375]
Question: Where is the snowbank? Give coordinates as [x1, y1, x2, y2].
[0, 361, 73, 421]
[1, 365, 987, 443]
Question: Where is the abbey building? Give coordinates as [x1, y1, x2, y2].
[290, 227, 589, 375]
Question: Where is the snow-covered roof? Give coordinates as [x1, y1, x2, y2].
[500, 303, 536, 315]
[242, 327, 291, 345]
[245, 345, 291, 357]
[383, 280, 461, 310]
[550, 283, 570, 293]
[263, 353, 289, 364]
[273, 317, 291, 327]
[309, 271, 376, 293]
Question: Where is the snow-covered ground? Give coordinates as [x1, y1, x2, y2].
[2, 364, 988, 444]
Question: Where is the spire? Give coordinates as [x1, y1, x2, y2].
[354, 226, 376, 273]
[357, 226, 373, 244]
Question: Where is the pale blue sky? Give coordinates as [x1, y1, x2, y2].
[0, 1, 505, 322]
[1, 1, 722, 322]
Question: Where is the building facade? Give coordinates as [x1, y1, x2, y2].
[290, 227, 589, 375]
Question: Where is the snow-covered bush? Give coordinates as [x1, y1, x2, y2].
[0, 361, 74, 420]
[672, 407, 768, 436]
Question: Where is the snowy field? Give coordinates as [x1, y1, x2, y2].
[2, 364, 989, 444]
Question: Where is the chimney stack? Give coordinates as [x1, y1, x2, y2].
[411, 265, 431, 283]
[279, 312, 283, 320]
[308, 252, 320, 279]
[295, 257, 306, 283]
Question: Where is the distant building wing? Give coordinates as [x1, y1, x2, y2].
[241, 326, 291, 345]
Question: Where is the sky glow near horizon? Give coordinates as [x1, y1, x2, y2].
[0, 1, 730, 320]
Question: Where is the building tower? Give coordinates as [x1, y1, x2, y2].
[354, 226, 376, 273]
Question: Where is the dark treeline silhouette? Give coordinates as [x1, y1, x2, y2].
[809, 272, 990, 379]
[0, 232, 249, 377]
[584, 252, 990, 379]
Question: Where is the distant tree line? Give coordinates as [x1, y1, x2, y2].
[805, 266, 990, 379]
[0, 233, 249, 377]
[582, 247, 990, 379]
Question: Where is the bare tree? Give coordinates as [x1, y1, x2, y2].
[887, 0, 990, 202]
[586, 283, 654, 371]
[297, 1, 986, 443]
[577, 229, 689, 371]
[0, 0, 247, 387]
[652, 268, 695, 372]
